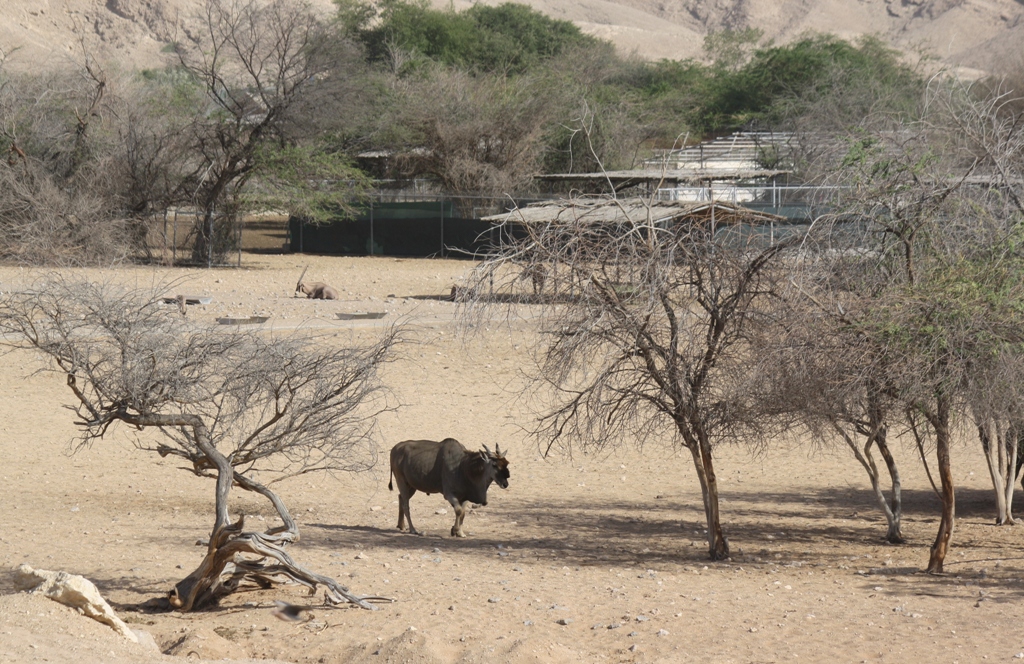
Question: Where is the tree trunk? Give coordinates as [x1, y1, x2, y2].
[1006, 425, 1019, 520]
[191, 207, 217, 267]
[685, 436, 729, 561]
[834, 422, 902, 544]
[978, 418, 1017, 525]
[873, 427, 905, 543]
[925, 396, 955, 573]
[864, 389, 903, 542]
[190, 166, 240, 266]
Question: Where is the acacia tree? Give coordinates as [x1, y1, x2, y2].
[463, 198, 793, 560]
[944, 81, 1024, 526]
[388, 68, 554, 203]
[174, 0, 367, 264]
[767, 319, 906, 543]
[0, 277, 399, 610]
[791, 77, 1024, 571]
[968, 348, 1024, 525]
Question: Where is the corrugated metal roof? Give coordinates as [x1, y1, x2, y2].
[482, 198, 787, 225]
[534, 168, 789, 183]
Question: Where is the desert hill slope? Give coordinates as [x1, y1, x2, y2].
[0, 0, 1021, 75]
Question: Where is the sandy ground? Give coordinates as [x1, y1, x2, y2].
[3, 253, 1024, 663]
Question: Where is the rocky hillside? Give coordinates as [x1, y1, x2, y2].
[1, 0, 1022, 76]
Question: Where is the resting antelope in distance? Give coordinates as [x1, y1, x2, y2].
[295, 266, 339, 300]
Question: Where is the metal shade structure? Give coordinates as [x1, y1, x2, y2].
[534, 168, 790, 192]
[482, 198, 787, 227]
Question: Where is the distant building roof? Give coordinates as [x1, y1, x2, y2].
[534, 168, 789, 188]
[640, 131, 795, 171]
[482, 198, 786, 225]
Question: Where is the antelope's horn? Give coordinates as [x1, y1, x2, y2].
[296, 265, 309, 291]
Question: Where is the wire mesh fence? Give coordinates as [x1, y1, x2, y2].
[287, 193, 558, 258]
[142, 188, 830, 263]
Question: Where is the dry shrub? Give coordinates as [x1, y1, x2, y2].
[0, 161, 130, 266]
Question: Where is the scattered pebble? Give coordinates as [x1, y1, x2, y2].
[488, 597, 501, 603]
[355, 552, 367, 560]
[435, 509, 448, 515]
[628, 631, 639, 637]
[523, 620, 533, 626]
[591, 623, 605, 630]
[556, 618, 573, 626]
[635, 615, 649, 622]
[370, 506, 382, 512]
[657, 629, 669, 636]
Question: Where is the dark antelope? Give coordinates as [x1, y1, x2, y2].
[388, 438, 510, 537]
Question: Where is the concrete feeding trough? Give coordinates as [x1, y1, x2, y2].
[217, 316, 270, 325]
[336, 312, 387, 320]
[162, 295, 213, 306]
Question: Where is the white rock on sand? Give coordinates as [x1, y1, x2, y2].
[14, 563, 139, 642]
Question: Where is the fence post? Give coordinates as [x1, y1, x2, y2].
[237, 214, 242, 268]
[207, 207, 214, 269]
[369, 201, 374, 256]
[162, 209, 168, 266]
[440, 198, 445, 258]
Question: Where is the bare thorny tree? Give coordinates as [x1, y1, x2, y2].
[0, 51, 133, 265]
[461, 198, 794, 560]
[0, 277, 400, 610]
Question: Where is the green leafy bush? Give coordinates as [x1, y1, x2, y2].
[338, 0, 596, 74]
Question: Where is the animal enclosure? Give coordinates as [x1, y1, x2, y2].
[2, 255, 1024, 663]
